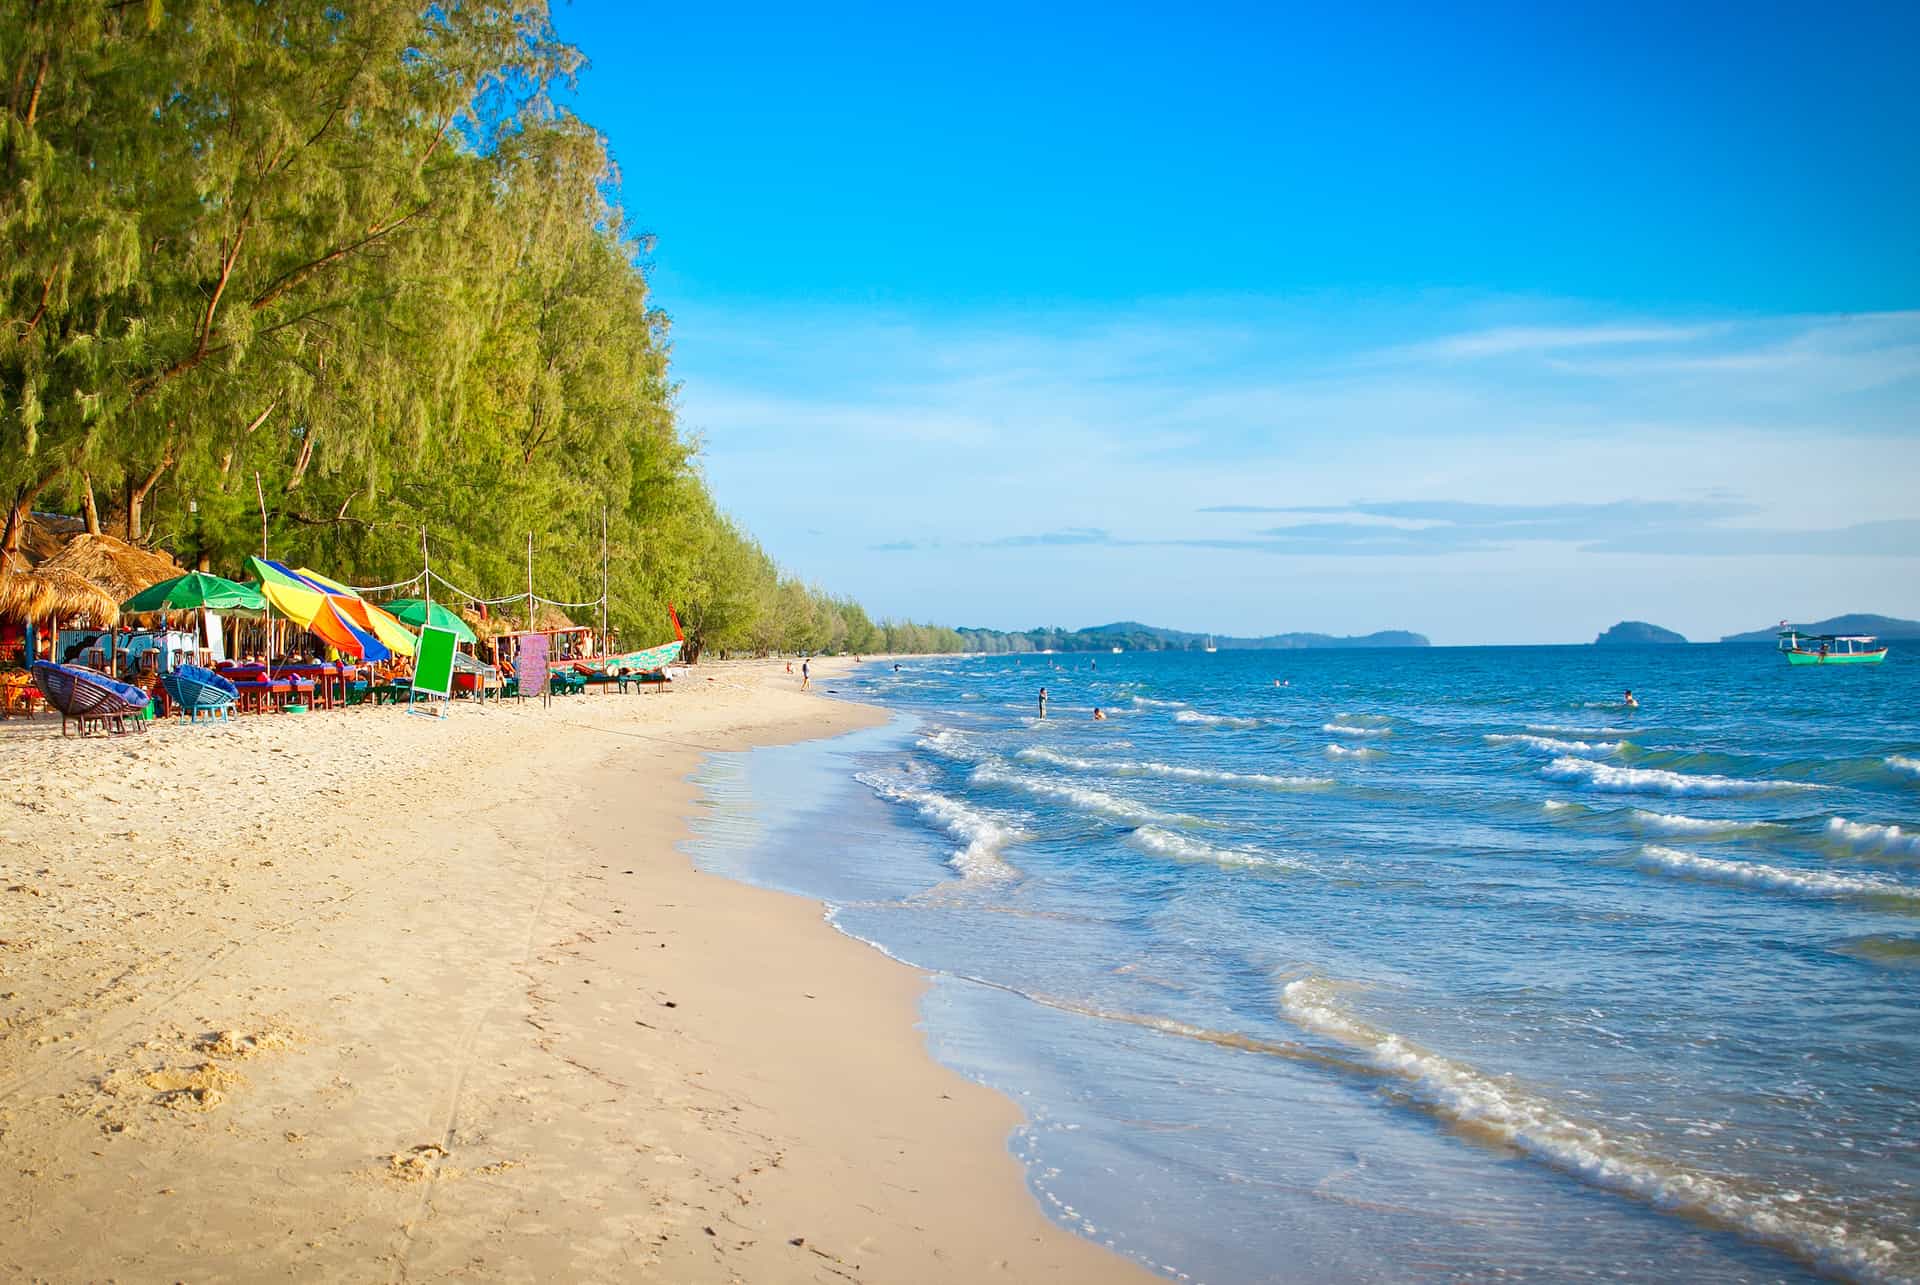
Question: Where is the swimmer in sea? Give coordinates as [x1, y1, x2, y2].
[1092, 707, 1107, 720]
[1624, 688, 1638, 709]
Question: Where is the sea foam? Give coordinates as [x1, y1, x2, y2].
[1541, 757, 1804, 797]
[1637, 845, 1918, 901]
[971, 761, 1203, 827]
[1826, 817, 1920, 858]
[1487, 733, 1623, 755]
[1279, 978, 1901, 1281]
[1014, 747, 1330, 790]
[1323, 722, 1390, 738]
[856, 772, 1021, 881]
[914, 727, 977, 762]
[1126, 826, 1298, 871]
[1325, 743, 1380, 759]
[1886, 755, 1920, 780]
[1174, 709, 1263, 729]
[1629, 810, 1772, 837]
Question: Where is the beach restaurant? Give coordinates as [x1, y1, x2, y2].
[1, 521, 682, 735]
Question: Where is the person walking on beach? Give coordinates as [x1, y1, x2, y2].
[801, 657, 811, 691]
[1038, 686, 1049, 719]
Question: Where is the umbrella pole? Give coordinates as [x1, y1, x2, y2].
[255, 472, 273, 682]
[600, 504, 608, 666]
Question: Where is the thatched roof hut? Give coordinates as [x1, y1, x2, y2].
[0, 566, 120, 626]
[38, 533, 182, 604]
[457, 603, 580, 639]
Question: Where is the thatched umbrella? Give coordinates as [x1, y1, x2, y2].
[28, 533, 180, 672]
[0, 566, 121, 626]
[39, 533, 183, 603]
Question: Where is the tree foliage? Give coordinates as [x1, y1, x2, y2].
[0, 0, 955, 658]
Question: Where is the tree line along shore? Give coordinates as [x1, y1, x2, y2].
[1, 3, 964, 660]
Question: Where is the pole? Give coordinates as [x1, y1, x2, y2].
[255, 471, 271, 681]
[421, 526, 432, 608]
[600, 504, 609, 662]
[525, 531, 534, 633]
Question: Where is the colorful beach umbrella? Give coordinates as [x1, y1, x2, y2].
[382, 598, 477, 644]
[120, 571, 266, 616]
[291, 568, 418, 657]
[246, 557, 416, 660]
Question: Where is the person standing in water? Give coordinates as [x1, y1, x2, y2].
[1038, 687, 1049, 719]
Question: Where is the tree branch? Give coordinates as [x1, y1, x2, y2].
[249, 200, 433, 313]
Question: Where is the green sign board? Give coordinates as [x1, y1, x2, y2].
[411, 624, 458, 699]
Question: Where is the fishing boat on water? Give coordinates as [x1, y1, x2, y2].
[1777, 628, 1887, 665]
[1203, 636, 1218, 653]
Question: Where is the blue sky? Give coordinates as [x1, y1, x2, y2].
[555, 1, 1919, 644]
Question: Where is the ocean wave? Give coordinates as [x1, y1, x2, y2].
[855, 772, 1021, 881]
[1280, 977, 1901, 1281]
[1826, 817, 1920, 858]
[1174, 709, 1263, 729]
[1887, 755, 1920, 780]
[1325, 743, 1381, 759]
[914, 727, 977, 762]
[1130, 695, 1188, 710]
[1126, 826, 1300, 871]
[1628, 810, 1772, 837]
[1528, 723, 1628, 737]
[971, 761, 1204, 827]
[1487, 733, 1623, 755]
[1322, 722, 1390, 738]
[1541, 757, 1806, 797]
[1014, 747, 1330, 790]
[1637, 845, 1918, 902]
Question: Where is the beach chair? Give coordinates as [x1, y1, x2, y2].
[30, 661, 152, 737]
[161, 663, 240, 723]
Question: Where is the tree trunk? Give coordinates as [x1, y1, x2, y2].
[80, 474, 100, 534]
[126, 440, 177, 543]
[284, 428, 315, 491]
[2, 474, 54, 568]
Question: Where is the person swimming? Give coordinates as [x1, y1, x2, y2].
[1092, 706, 1106, 720]
[1624, 688, 1639, 709]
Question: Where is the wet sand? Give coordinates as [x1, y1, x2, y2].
[0, 657, 1148, 1282]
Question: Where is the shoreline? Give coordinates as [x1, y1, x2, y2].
[0, 657, 1148, 1282]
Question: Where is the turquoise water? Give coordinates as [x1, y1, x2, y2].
[684, 646, 1920, 1283]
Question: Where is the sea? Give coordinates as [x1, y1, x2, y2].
[682, 646, 1920, 1284]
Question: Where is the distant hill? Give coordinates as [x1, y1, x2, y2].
[1595, 621, 1688, 646]
[1721, 613, 1920, 643]
[954, 620, 1430, 653]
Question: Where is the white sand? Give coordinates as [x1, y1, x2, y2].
[0, 657, 1147, 1281]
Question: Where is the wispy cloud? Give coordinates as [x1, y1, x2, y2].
[1399, 323, 1724, 361]
[978, 527, 1113, 548]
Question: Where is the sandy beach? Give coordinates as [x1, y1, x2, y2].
[0, 657, 1147, 1283]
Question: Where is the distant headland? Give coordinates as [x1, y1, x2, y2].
[1594, 621, 1688, 645]
[955, 621, 1429, 653]
[1720, 613, 1920, 643]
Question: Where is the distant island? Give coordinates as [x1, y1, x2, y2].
[1594, 621, 1688, 646]
[955, 621, 1430, 654]
[1720, 613, 1920, 643]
